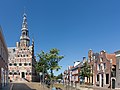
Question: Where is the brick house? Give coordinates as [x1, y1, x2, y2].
[63, 70, 69, 85]
[71, 61, 80, 84]
[88, 50, 116, 88]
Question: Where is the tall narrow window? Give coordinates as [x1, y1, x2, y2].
[97, 74, 99, 81]
[106, 74, 109, 84]
[104, 63, 106, 69]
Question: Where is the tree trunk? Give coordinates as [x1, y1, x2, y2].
[51, 69, 53, 88]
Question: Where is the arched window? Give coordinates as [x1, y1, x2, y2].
[23, 32, 25, 36]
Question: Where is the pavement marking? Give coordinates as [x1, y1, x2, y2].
[10, 83, 14, 90]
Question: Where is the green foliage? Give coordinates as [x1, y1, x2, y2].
[35, 48, 64, 79]
[48, 48, 64, 79]
[56, 73, 63, 80]
[35, 51, 49, 73]
[80, 61, 92, 78]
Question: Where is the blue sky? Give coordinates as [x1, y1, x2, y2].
[0, 0, 120, 75]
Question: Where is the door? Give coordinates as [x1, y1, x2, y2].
[21, 72, 25, 78]
[112, 79, 115, 89]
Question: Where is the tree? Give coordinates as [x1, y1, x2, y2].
[48, 48, 64, 79]
[36, 51, 49, 73]
[79, 61, 92, 84]
[36, 48, 64, 83]
[56, 73, 63, 80]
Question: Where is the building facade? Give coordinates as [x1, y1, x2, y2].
[8, 13, 36, 82]
[71, 61, 80, 85]
[88, 50, 116, 88]
[115, 50, 120, 89]
[0, 27, 8, 89]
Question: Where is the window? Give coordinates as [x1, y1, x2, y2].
[14, 63, 17, 66]
[23, 32, 25, 36]
[13, 49, 15, 52]
[29, 63, 31, 66]
[106, 74, 109, 84]
[19, 63, 22, 66]
[104, 63, 106, 69]
[24, 63, 27, 66]
[14, 72, 17, 75]
[99, 64, 100, 70]
[29, 73, 31, 75]
[9, 63, 12, 66]
[97, 74, 99, 81]
[9, 72, 12, 75]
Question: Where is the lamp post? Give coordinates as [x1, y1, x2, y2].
[39, 72, 42, 84]
[43, 65, 44, 84]
[110, 59, 112, 89]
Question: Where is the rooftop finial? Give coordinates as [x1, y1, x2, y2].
[23, 7, 27, 17]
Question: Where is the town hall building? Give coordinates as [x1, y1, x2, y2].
[8, 13, 37, 82]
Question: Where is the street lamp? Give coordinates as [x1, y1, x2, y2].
[43, 65, 45, 84]
[110, 59, 112, 89]
[39, 72, 42, 84]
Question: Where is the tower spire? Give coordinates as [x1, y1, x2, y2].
[20, 12, 30, 47]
